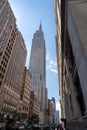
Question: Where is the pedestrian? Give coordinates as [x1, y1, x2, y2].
[57, 124, 64, 130]
[59, 125, 64, 130]
[57, 125, 59, 130]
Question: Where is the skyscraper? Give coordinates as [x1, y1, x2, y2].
[29, 24, 46, 123]
[52, 97, 56, 123]
[52, 97, 56, 112]
[55, 110, 59, 124]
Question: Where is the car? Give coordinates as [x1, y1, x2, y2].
[32, 124, 37, 127]
[18, 122, 25, 130]
[11, 123, 19, 130]
[19, 124, 25, 130]
[24, 124, 32, 130]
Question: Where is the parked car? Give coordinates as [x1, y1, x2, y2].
[18, 122, 25, 130]
[25, 124, 41, 130]
[19, 124, 25, 130]
[11, 123, 19, 130]
[24, 124, 32, 130]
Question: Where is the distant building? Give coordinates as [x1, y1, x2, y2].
[52, 97, 56, 123]
[0, 0, 27, 115]
[19, 67, 32, 115]
[29, 91, 40, 117]
[29, 24, 47, 123]
[55, 0, 87, 130]
[48, 99, 54, 124]
[45, 88, 48, 110]
[45, 88, 48, 123]
[55, 110, 59, 124]
[52, 98, 56, 112]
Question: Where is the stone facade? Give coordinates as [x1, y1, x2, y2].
[19, 67, 32, 115]
[48, 99, 54, 124]
[54, 0, 87, 129]
[0, 0, 27, 115]
[29, 91, 40, 117]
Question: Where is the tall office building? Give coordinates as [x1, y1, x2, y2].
[48, 99, 54, 124]
[29, 24, 46, 123]
[55, 110, 59, 124]
[0, 0, 27, 114]
[52, 97, 56, 123]
[52, 97, 56, 112]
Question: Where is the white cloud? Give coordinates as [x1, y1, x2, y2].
[46, 53, 58, 74]
[26, 44, 31, 68]
[46, 53, 50, 60]
[56, 101, 61, 111]
[51, 68, 58, 74]
[56, 101, 61, 119]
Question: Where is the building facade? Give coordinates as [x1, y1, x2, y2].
[44, 87, 48, 123]
[55, 0, 87, 130]
[48, 99, 54, 124]
[29, 91, 40, 117]
[29, 24, 47, 123]
[19, 67, 32, 115]
[0, 0, 27, 115]
[55, 110, 59, 124]
[52, 97, 56, 123]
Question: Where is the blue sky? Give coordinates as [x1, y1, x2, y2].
[8, 0, 60, 111]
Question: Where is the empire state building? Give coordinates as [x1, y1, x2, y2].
[29, 24, 47, 122]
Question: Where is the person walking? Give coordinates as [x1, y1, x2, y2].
[57, 124, 64, 130]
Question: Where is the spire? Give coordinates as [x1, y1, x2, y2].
[39, 21, 42, 30]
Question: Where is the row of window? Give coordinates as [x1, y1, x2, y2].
[4, 96, 17, 109]
[3, 102, 16, 112]
[3, 85, 19, 100]
[19, 105, 28, 112]
[0, 31, 15, 85]
[0, 0, 5, 4]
